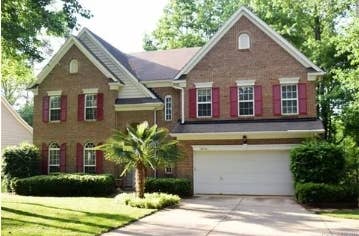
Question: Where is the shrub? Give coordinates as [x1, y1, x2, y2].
[2, 143, 40, 191]
[12, 174, 116, 196]
[116, 192, 180, 209]
[295, 182, 358, 204]
[145, 177, 191, 197]
[290, 140, 345, 184]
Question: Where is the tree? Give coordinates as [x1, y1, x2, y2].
[17, 102, 34, 127]
[98, 121, 182, 198]
[144, 0, 356, 141]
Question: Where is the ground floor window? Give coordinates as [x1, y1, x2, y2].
[84, 142, 96, 173]
[165, 166, 173, 174]
[48, 142, 60, 173]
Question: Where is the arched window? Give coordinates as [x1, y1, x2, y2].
[69, 59, 78, 74]
[48, 142, 60, 173]
[84, 142, 96, 173]
[164, 95, 172, 121]
[238, 33, 250, 50]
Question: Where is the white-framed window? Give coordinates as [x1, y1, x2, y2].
[238, 33, 250, 49]
[197, 88, 212, 117]
[85, 94, 97, 120]
[165, 166, 173, 174]
[281, 84, 298, 115]
[164, 95, 172, 121]
[48, 142, 60, 173]
[69, 59, 78, 74]
[84, 142, 96, 173]
[49, 96, 61, 121]
[238, 86, 254, 116]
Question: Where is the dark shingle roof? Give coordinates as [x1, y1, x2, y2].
[115, 98, 162, 105]
[171, 119, 324, 133]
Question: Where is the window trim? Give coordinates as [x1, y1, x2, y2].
[196, 87, 212, 118]
[238, 33, 250, 50]
[164, 95, 172, 121]
[281, 84, 299, 115]
[83, 142, 96, 173]
[49, 96, 61, 122]
[164, 166, 173, 174]
[238, 85, 255, 117]
[69, 59, 78, 74]
[84, 94, 97, 121]
[48, 142, 60, 173]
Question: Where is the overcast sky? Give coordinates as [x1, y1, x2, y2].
[35, 0, 169, 72]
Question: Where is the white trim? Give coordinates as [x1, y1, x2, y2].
[83, 142, 96, 173]
[192, 144, 297, 151]
[78, 28, 157, 99]
[49, 96, 61, 122]
[114, 103, 163, 111]
[34, 36, 118, 86]
[238, 33, 251, 50]
[82, 88, 99, 94]
[142, 80, 173, 88]
[196, 87, 212, 118]
[171, 129, 324, 140]
[48, 142, 60, 173]
[108, 82, 122, 90]
[281, 84, 299, 115]
[47, 90, 62, 96]
[173, 86, 185, 124]
[31, 88, 38, 96]
[194, 82, 213, 88]
[69, 59, 79, 74]
[236, 80, 256, 86]
[84, 94, 97, 121]
[1, 96, 33, 134]
[164, 95, 173, 121]
[307, 72, 325, 81]
[175, 7, 323, 80]
[279, 77, 300, 84]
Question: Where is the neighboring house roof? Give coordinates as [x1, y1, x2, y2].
[174, 6, 325, 80]
[128, 48, 200, 81]
[1, 97, 33, 148]
[171, 119, 324, 134]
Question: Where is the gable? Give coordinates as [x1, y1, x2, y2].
[176, 7, 324, 79]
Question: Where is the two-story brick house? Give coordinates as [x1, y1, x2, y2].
[31, 7, 324, 195]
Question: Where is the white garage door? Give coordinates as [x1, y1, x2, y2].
[193, 147, 294, 195]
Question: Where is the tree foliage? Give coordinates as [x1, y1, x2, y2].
[17, 101, 34, 126]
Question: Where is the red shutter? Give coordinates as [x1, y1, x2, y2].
[189, 88, 196, 118]
[96, 143, 104, 174]
[60, 95, 67, 122]
[97, 93, 104, 121]
[42, 96, 49, 123]
[60, 143, 66, 172]
[78, 94, 85, 121]
[254, 85, 263, 116]
[273, 85, 281, 116]
[41, 143, 48, 174]
[230, 86, 238, 117]
[298, 83, 307, 115]
[212, 87, 220, 117]
[76, 143, 84, 172]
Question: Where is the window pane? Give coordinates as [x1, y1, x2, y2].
[239, 102, 254, 115]
[84, 166, 96, 174]
[50, 109, 61, 121]
[239, 86, 253, 101]
[84, 150, 96, 165]
[85, 108, 97, 120]
[49, 166, 60, 173]
[198, 103, 211, 117]
[165, 96, 172, 120]
[197, 88, 211, 102]
[50, 96, 61, 109]
[282, 100, 298, 114]
[86, 94, 97, 107]
[49, 149, 60, 165]
[282, 85, 297, 99]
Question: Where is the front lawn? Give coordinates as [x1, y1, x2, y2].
[319, 209, 359, 220]
[1, 193, 156, 236]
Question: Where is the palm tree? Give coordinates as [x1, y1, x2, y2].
[98, 121, 182, 198]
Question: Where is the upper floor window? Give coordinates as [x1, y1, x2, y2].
[69, 59, 78, 74]
[238, 86, 254, 116]
[85, 94, 97, 120]
[48, 142, 60, 173]
[49, 96, 61, 121]
[197, 88, 212, 117]
[281, 84, 298, 115]
[164, 95, 172, 121]
[84, 142, 96, 173]
[238, 33, 250, 49]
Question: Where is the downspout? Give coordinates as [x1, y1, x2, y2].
[153, 109, 157, 125]
[173, 86, 185, 124]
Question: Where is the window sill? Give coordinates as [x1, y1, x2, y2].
[84, 119, 97, 122]
[238, 115, 254, 117]
[49, 120, 61, 123]
[281, 113, 299, 116]
[196, 116, 213, 119]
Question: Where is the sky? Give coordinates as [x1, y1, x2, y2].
[35, 0, 169, 72]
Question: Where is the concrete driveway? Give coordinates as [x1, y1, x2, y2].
[103, 195, 359, 236]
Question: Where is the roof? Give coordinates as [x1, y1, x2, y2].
[128, 48, 200, 81]
[1, 96, 33, 134]
[115, 97, 162, 104]
[171, 119, 324, 134]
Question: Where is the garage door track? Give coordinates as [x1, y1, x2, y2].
[103, 195, 359, 236]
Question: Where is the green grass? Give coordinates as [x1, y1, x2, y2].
[319, 209, 359, 220]
[1, 193, 156, 236]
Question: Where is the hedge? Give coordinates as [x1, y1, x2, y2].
[145, 177, 191, 197]
[295, 182, 358, 205]
[12, 174, 116, 196]
[116, 192, 180, 209]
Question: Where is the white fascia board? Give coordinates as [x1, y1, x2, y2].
[79, 28, 157, 99]
[34, 37, 118, 86]
[141, 80, 174, 88]
[82, 88, 99, 94]
[192, 144, 298, 151]
[114, 103, 163, 111]
[307, 71, 325, 81]
[171, 129, 324, 140]
[47, 90, 62, 96]
[108, 82, 123, 90]
[279, 77, 300, 84]
[236, 79, 256, 86]
[194, 82, 213, 88]
[174, 6, 323, 80]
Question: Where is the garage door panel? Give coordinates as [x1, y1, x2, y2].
[193, 149, 294, 195]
